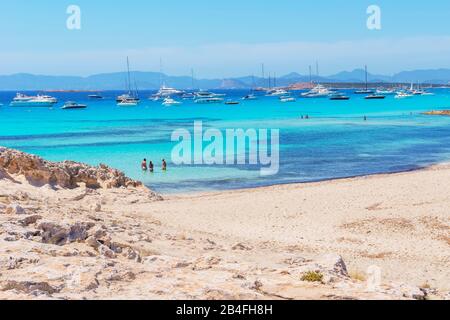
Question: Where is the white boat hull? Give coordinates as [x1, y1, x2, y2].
[10, 101, 56, 107]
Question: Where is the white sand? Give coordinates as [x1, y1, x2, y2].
[0, 164, 449, 299]
[145, 165, 450, 290]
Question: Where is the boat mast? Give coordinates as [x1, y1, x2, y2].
[126, 56, 132, 95]
[251, 74, 255, 94]
[316, 61, 320, 85]
[191, 68, 195, 90]
[261, 63, 265, 88]
[309, 65, 312, 84]
[159, 58, 163, 88]
[365, 65, 368, 91]
[134, 80, 139, 99]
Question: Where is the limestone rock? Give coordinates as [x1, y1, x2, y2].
[5, 204, 26, 215]
[19, 215, 43, 227]
[98, 245, 116, 259]
[1, 280, 60, 295]
[0, 147, 144, 190]
[231, 243, 253, 251]
[316, 254, 349, 277]
[38, 222, 95, 246]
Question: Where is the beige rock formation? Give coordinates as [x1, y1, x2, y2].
[0, 147, 144, 189]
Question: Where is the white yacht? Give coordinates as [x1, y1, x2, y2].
[12, 93, 33, 102]
[117, 99, 139, 107]
[279, 96, 296, 103]
[194, 97, 224, 104]
[376, 88, 396, 95]
[301, 84, 332, 98]
[62, 101, 87, 109]
[157, 84, 184, 97]
[395, 91, 413, 99]
[181, 93, 195, 100]
[266, 89, 289, 96]
[162, 97, 181, 106]
[194, 90, 226, 98]
[193, 91, 225, 103]
[10, 93, 58, 107]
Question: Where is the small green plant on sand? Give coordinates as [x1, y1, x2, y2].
[301, 271, 324, 283]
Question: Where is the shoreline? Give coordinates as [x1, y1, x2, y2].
[159, 162, 448, 197]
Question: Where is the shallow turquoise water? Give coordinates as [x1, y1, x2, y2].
[1, 89, 450, 193]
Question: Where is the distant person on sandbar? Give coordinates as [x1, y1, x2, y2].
[162, 159, 167, 172]
[141, 159, 148, 171]
[149, 161, 154, 173]
[364, 116, 367, 121]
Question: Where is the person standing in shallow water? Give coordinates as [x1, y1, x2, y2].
[141, 159, 148, 171]
[162, 159, 167, 171]
[149, 161, 154, 173]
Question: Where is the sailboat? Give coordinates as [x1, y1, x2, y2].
[355, 65, 375, 94]
[116, 57, 140, 105]
[243, 75, 258, 100]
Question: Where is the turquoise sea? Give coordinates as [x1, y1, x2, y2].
[1, 89, 450, 193]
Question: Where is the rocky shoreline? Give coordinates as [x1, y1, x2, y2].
[0, 147, 448, 300]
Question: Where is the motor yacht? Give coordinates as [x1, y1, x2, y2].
[194, 91, 226, 99]
[329, 93, 350, 100]
[242, 94, 257, 100]
[117, 99, 139, 107]
[194, 97, 224, 104]
[225, 100, 240, 105]
[395, 91, 413, 99]
[62, 101, 87, 109]
[301, 84, 331, 98]
[162, 97, 181, 106]
[88, 94, 103, 99]
[279, 96, 296, 103]
[267, 89, 289, 96]
[157, 84, 184, 97]
[365, 94, 386, 100]
[10, 93, 58, 107]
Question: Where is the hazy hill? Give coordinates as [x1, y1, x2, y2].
[0, 68, 449, 90]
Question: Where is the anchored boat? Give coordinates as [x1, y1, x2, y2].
[62, 101, 87, 109]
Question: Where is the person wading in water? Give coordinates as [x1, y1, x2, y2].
[141, 159, 148, 171]
[149, 161, 154, 173]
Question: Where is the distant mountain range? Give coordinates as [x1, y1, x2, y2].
[0, 68, 449, 90]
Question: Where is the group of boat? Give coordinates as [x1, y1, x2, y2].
[5, 61, 435, 109]
[7, 93, 87, 109]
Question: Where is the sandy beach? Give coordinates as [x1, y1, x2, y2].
[0, 148, 449, 300]
[149, 165, 450, 291]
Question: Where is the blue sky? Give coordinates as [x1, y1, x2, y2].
[0, 0, 449, 77]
